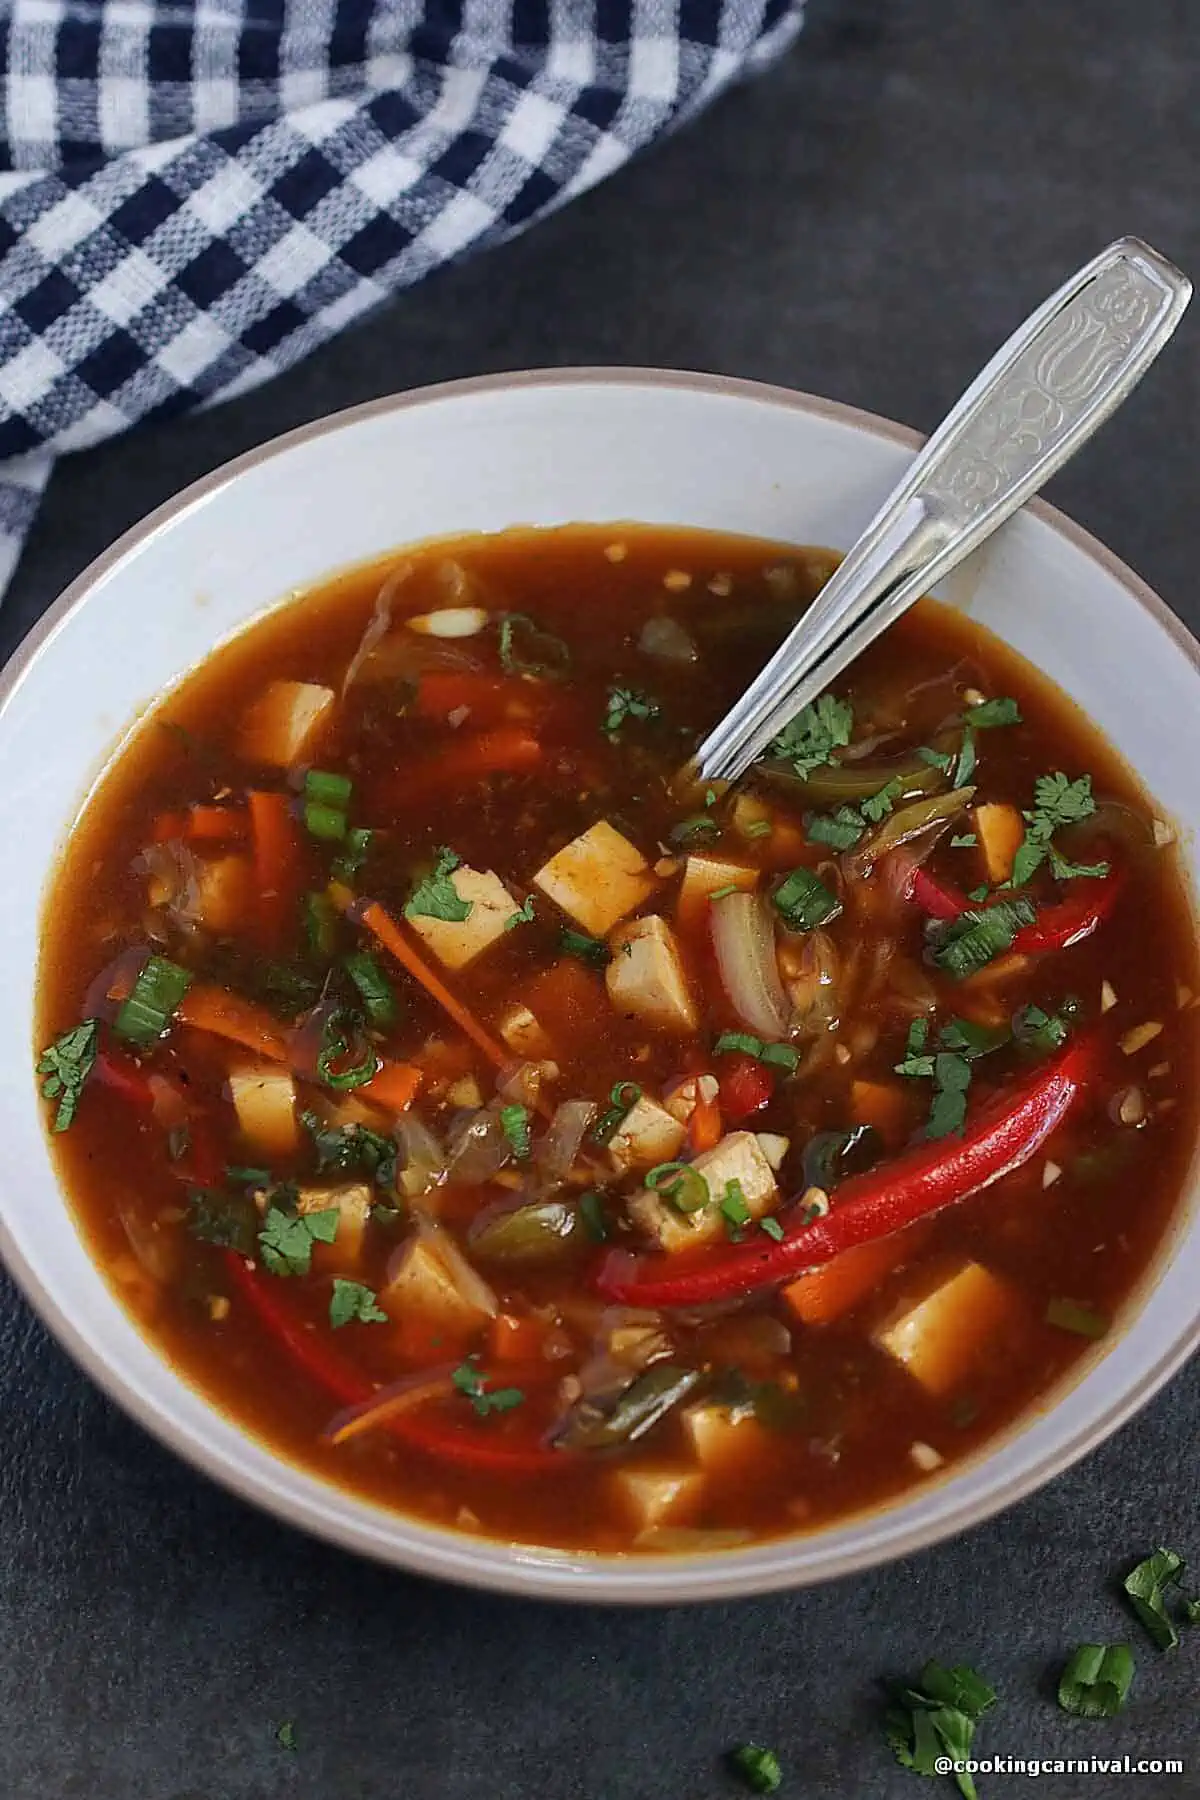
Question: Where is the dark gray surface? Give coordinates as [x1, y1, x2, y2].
[2, 3, 1197, 1796]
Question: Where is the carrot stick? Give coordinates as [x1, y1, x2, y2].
[415, 673, 519, 725]
[359, 1060, 422, 1112]
[152, 811, 188, 843]
[781, 1223, 929, 1327]
[372, 728, 542, 812]
[248, 790, 301, 948]
[357, 899, 510, 1070]
[178, 985, 291, 1061]
[687, 1092, 723, 1153]
[186, 805, 248, 842]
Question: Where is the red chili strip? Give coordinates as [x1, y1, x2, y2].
[596, 1037, 1097, 1308]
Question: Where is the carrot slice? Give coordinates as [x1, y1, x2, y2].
[781, 1224, 929, 1326]
[359, 1059, 422, 1113]
[414, 672, 522, 725]
[489, 1314, 548, 1363]
[177, 985, 291, 1061]
[687, 1091, 723, 1153]
[248, 790, 301, 948]
[357, 899, 511, 1070]
[186, 805, 248, 842]
[151, 810, 188, 843]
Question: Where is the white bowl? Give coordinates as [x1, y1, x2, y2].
[1, 370, 1197, 1604]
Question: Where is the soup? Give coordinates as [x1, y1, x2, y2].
[35, 526, 1198, 1553]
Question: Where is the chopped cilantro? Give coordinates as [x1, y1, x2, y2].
[759, 1215, 785, 1242]
[927, 897, 1036, 978]
[450, 1355, 525, 1416]
[938, 1017, 1010, 1059]
[603, 685, 660, 736]
[966, 883, 990, 903]
[499, 1102, 532, 1160]
[329, 1278, 388, 1328]
[713, 1030, 799, 1074]
[36, 1019, 98, 1132]
[963, 696, 1021, 729]
[498, 611, 570, 678]
[805, 804, 866, 850]
[258, 1202, 339, 1277]
[915, 745, 953, 772]
[505, 894, 536, 929]
[1123, 1549, 1186, 1651]
[1057, 1644, 1135, 1719]
[1011, 1004, 1071, 1056]
[406, 846, 472, 922]
[895, 1018, 1006, 1139]
[766, 692, 854, 778]
[950, 832, 977, 848]
[885, 1661, 996, 1800]
[720, 1178, 752, 1238]
[225, 1164, 270, 1186]
[187, 1187, 256, 1254]
[926, 1053, 973, 1139]
[772, 866, 842, 931]
[301, 1110, 396, 1186]
[729, 1744, 782, 1793]
[952, 726, 976, 787]
[560, 926, 609, 967]
[1010, 772, 1105, 888]
[860, 777, 904, 823]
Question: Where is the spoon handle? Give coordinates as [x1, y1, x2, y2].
[696, 236, 1191, 784]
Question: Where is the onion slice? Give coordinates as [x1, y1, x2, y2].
[711, 891, 792, 1039]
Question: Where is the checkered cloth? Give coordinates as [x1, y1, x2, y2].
[0, 0, 804, 596]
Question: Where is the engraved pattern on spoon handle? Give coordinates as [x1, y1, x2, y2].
[696, 237, 1191, 784]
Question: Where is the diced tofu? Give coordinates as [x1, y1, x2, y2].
[497, 1001, 553, 1058]
[609, 1467, 706, 1531]
[238, 680, 335, 767]
[972, 803, 1024, 884]
[295, 1182, 373, 1265]
[608, 1094, 686, 1175]
[872, 1259, 1019, 1395]
[606, 914, 698, 1034]
[381, 1225, 497, 1334]
[676, 853, 757, 932]
[193, 853, 252, 933]
[228, 1062, 299, 1157]
[755, 1132, 790, 1171]
[532, 821, 657, 936]
[681, 1402, 773, 1475]
[406, 866, 520, 970]
[629, 1130, 776, 1253]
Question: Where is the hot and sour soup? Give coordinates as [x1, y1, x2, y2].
[36, 526, 1198, 1552]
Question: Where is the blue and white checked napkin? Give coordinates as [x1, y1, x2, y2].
[0, 0, 805, 596]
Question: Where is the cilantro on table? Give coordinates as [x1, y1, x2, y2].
[728, 1743, 782, 1794]
[885, 1661, 996, 1800]
[603, 685, 660, 736]
[771, 867, 842, 931]
[713, 1030, 800, 1073]
[329, 1278, 388, 1328]
[406, 846, 472, 922]
[258, 1199, 340, 1276]
[926, 896, 1036, 978]
[1009, 772, 1109, 888]
[1123, 1548, 1188, 1651]
[499, 1102, 532, 1160]
[963, 696, 1021, 729]
[765, 692, 853, 777]
[301, 1110, 396, 1187]
[276, 1721, 298, 1752]
[498, 611, 570, 678]
[450, 1355, 524, 1416]
[36, 1019, 98, 1131]
[1057, 1644, 1135, 1719]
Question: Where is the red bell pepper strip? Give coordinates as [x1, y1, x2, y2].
[908, 866, 1121, 954]
[716, 1053, 774, 1122]
[223, 1253, 573, 1476]
[596, 1036, 1097, 1308]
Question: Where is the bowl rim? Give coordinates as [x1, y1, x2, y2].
[4, 365, 1200, 1605]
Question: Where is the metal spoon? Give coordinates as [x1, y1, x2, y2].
[694, 236, 1190, 787]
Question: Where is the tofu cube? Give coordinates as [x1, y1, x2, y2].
[609, 1467, 705, 1531]
[239, 680, 335, 767]
[497, 1001, 553, 1059]
[295, 1182, 373, 1265]
[193, 853, 252, 933]
[606, 915, 698, 1034]
[676, 853, 758, 932]
[629, 1131, 776, 1253]
[682, 1402, 773, 1475]
[406, 866, 520, 970]
[533, 821, 657, 936]
[872, 1259, 1019, 1395]
[382, 1227, 497, 1334]
[608, 1094, 686, 1175]
[229, 1062, 299, 1157]
[972, 802, 1024, 885]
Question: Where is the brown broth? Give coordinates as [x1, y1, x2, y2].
[37, 525, 1200, 1553]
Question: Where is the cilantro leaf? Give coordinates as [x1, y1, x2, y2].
[504, 894, 536, 929]
[1009, 772, 1101, 889]
[805, 804, 866, 850]
[860, 777, 905, 824]
[767, 692, 854, 778]
[603, 685, 660, 736]
[950, 832, 977, 848]
[187, 1187, 257, 1254]
[952, 726, 976, 788]
[560, 926, 609, 967]
[302, 1110, 396, 1186]
[36, 1020, 99, 1132]
[1057, 1643, 1135, 1718]
[450, 1355, 524, 1416]
[963, 696, 1021, 729]
[406, 847, 472, 922]
[258, 1202, 340, 1277]
[329, 1278, 388, 1328]
[1011, 1004, 1070, 1057]
[1124, 1548, 1185, 1651]
[720, 1178, 752, 1239]
[926, 1053, 972, 1139]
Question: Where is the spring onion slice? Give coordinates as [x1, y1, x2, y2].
[113, 956, 192, 1046]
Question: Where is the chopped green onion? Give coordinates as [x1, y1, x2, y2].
[744, 819, 773, 839]
[1057, 1643, 1135, 1718]
[498, 612, 570, 678]
[772, 866, 841, 931]
[669, 814, 721, 848]
[927, 897, 1036, 978]
[713, 1030, 799, 1074]
[707, 884, 739, 903]
[304, 891, 339, 958]
[720, 1178, 752, 1237]
[304, 768, 353, 808]
[499, 1103, 532, 1160]
[1123, 1549, 1185, 1650]
[304, 800, 347, 842]
[759, 1216, 785, 1242]
[591, 1081, 642, 1145]
[579, 1192, 608, 1241]
[315, 1012, 378, 1090]
[1045, 1297, 1108, 1340]
[950, 832, 977, 848]
[343, 950, 399, 1027]
[114, 955, 192, 1046]
[645, 1161, 710, 1214]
